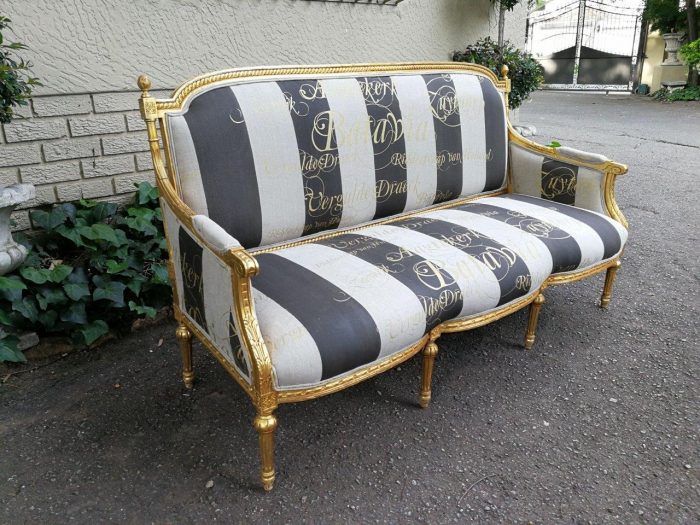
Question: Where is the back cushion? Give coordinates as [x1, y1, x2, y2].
[166, 70, 507, 249]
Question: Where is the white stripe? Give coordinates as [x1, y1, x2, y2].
[253, 288, 323, 389]
[361, 225, 503, 316]
[277, 243, 426, 358]
[167, 116, 208, 215]
[232, 83, 306, 245]
[452, 74, 487, 196]
[391, 75, 437, 211]
[481, 196, 605, 268]
[201, 250, 243, 372]
[321, 78, 377, 227]
[509, 144, 543, 198]
[423, 209, 553, 290]
[574, 167, 606, 214]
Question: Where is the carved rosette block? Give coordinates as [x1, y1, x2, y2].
[0, 184, 35, 275]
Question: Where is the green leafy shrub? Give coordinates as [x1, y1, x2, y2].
[453, 37, 544, 110]
[652, 86, 700, 101]
[0, 182, 172, 362]
[0, 15, 41, 123]
[680, 39, 700, 69]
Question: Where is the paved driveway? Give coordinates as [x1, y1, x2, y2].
[1, 92, 698, 523]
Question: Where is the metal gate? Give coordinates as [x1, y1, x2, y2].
[527, 0, 645, 91]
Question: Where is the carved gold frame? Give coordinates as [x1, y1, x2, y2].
[138, 62, 627, 491]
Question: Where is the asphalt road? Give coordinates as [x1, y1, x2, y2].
[1, 92, 698, 524]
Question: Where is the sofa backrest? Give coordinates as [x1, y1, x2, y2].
[163, 64, 508, 249]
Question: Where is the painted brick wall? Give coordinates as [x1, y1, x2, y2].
[0, 91, 169, 230]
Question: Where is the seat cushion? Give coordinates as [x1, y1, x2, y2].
[252, 194, 627, 389]
[254, 194, 625, 389]
[470, 194, 628, 273]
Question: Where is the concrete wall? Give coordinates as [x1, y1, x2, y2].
[641, 30, 667, 86]
[1, 0, 528, 229]
[640, 30, 689, 92]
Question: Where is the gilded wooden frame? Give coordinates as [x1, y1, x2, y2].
[138, 62, 628, 491]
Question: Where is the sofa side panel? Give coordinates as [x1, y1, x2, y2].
[161, 200, 253, 383]
[509, 143, 606, 215]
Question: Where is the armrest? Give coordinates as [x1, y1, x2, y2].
[508, 126, 628, 228]
[192, 214, 242, 254]
[140, 83, 275, 408]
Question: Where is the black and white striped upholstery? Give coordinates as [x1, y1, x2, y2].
[160, 66, 629, 392]
[166, 71, 507, 248]
[161, 202, 252, 383]
[250, 194, 627, 389]
[510, 143, 609, 214]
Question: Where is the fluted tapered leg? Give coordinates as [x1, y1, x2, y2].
[254, 411, 278, 491]
[176, 324, 194, 388]
[600, 260, 622, 309]
[419, 341, 439, 408]
[524, 293, 545, 350]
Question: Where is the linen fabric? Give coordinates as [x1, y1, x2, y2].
[161, 200, 252, 382]
[166, 71, 507, 248]
[509, 143, 607, 213]
[250, 194, 627, 389]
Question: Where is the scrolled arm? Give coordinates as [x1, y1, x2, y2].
[508, 126, 628, 228]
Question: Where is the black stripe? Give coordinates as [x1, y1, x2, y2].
[228, 313, 249, 378]
[505, 194, 622, 259]
[183, 87, 262, 248]
[319, 234, 463, 330]
[358, 76, 408, 219]
[253, 253, 381, 380]
[277, 80, 343, 236]
[456, 201, 582, 273]
[478, 78, 507, 191]
[423, 74, 463, 204]
[397, 216, 533, 305]
[541, 158, 578, 205]
[178, 227, 207, 330]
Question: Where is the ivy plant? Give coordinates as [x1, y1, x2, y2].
[652, 85, 700, 101]
[0, 182, 172, 362]
[0, 15, 41, 123]
[453, 37, 544, 110]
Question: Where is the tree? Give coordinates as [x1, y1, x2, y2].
[492, 0, 523, 47]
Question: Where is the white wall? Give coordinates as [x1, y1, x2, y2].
[1, 0, 528, 229]
[8, 0, 527, 94]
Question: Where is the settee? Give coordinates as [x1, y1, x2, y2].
[137, 62, 628, 491]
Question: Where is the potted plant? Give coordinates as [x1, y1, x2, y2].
[0, 16, 39, 275]
[643, 0, 690, 64]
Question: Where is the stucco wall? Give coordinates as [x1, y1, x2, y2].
[1, 0, 528, 229]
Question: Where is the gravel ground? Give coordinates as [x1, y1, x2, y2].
[1, 92, 698, 524]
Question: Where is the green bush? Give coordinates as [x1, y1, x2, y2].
[680, 39, 700, 69]
[0, 182, 172, 362]
[0, 15, 41, 123]
[453, 37, 544, 110]
[652, 86, 700, 101]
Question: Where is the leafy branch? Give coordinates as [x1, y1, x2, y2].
[0, 15, 41, 123]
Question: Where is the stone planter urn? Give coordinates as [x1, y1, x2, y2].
[0, 184, 35, 275]
[662, 33, 684, 65]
